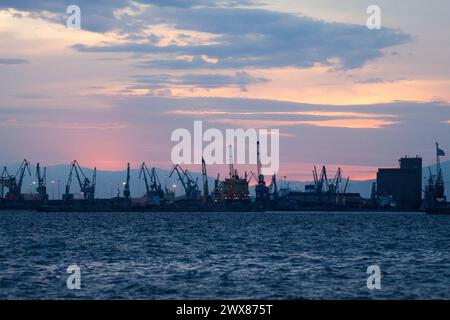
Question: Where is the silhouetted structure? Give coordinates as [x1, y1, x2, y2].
[424, 143, 448, 213]
[222, 145, 250, 202]
[376, 156, 422, 210]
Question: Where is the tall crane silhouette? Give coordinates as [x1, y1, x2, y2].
[169, 164, 200, 200]
[201, 157, 209, 204]
[63, 160, 96, 200]
[36, 163, 48, 200]
[3, 159, 32, 201]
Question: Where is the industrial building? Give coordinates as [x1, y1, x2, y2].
[376, 156, 422, 210]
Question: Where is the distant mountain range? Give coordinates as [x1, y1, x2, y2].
[2, 161, 450, 200]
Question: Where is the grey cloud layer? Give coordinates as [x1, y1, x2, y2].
[0, 0, 255, 31]
[0, 1, 411, 70]
[131, 71, 268, 91]
[0, 58, 29, 65]
[74, 6, 411, 70]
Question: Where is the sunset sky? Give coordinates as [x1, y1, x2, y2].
[1, 0, 449, 180]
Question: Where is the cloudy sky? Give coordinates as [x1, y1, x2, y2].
[0, 0, 449, 180]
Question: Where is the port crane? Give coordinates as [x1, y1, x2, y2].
[123, 163, 131, 200]
[3, 159, 32, 201]
[212, 173, 223, 202]
[169, 164, 200, 200]
[343, 177, 350, 194]
[150, 167, 163, 195]
[329, 168, 351, 205]
[434, 142, 446, 201]
[35, 163, 48, 200]
[313, 165, 329, 194]
[139, 162, 164, 200]
[425, 168, 436, 197]
[228, 145, 235, 178]
[255, 141, 269, 206]
[246, 170, 258, 184]
[328, 168, 342, 194]
[324, 167, 350, 195]
[63, 160, 96, 200]
[139, 162, 151, 196]
[424, 142, 447, 207]
[312, 166, 351, 205]
[227, 145, 242, 179]
[201, 157, 209, 204]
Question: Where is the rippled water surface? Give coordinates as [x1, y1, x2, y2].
[1, 211, 449, 299]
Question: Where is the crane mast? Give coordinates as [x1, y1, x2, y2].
[36, 163, 48, 200]
[17, 160, 32, 198]
[63, 160, 95, 200]
[150, 167, 162, 193]
[201, 157, 209, 204]
[63, 164, 74, 200]
[169, 165, 188, 195]
[139, 162, 151, 195]
[257, 141, 262, 179]
[169, 164, 200, 200]
[228, 145, 235, 178]
[139, 163, 164, 203]
[255, 141, 269, 207]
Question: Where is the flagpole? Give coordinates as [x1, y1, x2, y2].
[436, 142, 440, 176]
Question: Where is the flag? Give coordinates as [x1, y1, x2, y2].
[437, 143, 445, 157]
